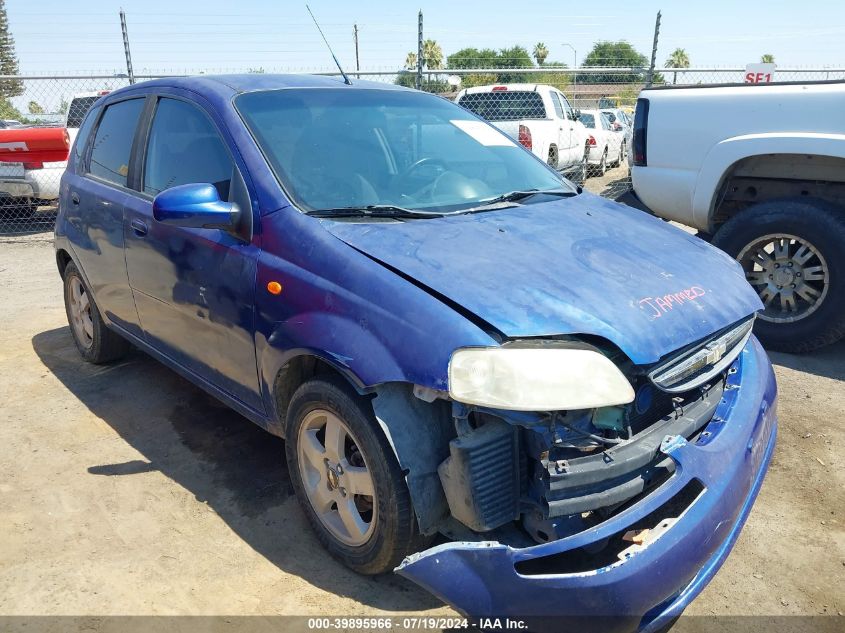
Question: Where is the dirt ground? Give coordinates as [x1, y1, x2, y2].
[0, 233, 843, 623]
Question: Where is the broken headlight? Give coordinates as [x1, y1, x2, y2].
[448, 346, 635, 411]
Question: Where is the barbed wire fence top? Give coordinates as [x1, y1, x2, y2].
[1, 66, 843, 236]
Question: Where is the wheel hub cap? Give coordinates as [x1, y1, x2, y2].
[738, 233, 829, 324]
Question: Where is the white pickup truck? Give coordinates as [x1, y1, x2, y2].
[631, 80, 845, 352]
[456, 84, 590, 183]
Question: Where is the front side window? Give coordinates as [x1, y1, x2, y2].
[236, 88, 570, 214]
[143, 98, 233, 199]
[88, 98, 145, 187]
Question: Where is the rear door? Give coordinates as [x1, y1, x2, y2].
[123, 93, 263, 411]
[63, 96, 146, 338]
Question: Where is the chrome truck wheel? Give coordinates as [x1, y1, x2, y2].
[739, 233, 829, 323]
[712, 199, 845, 353]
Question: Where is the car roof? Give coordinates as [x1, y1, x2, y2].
[105, 73, 407, 100]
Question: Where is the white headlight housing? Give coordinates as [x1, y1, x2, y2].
[448, 346, 635, 411]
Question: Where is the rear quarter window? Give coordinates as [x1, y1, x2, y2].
[88, 98, 145, 188]
[458, 91, 547, 121]
[72, 106, 99, 169]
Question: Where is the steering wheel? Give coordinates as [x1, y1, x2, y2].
[400, 157, 448, 179]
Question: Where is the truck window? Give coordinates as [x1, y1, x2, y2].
[458, 91, 547, 121]
[67, 96, 101, 129]
[88, 98, 145, 188]
[549, 92, 566, 119]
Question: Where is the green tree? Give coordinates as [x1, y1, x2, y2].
[496, 45, 534, 82]
[27, 100, 44, 114]
[422, 39, 444, 70]
[761, 53, 775, 63]
[665, 48, 690, 83]
[0, 0, 23, 100]
[581, 40, 648, 83]
[532, 61, 569, 91]
[533, 42, 549, 66]
[404, 52, 417, 70]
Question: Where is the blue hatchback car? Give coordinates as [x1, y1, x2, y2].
[54, 74, 777, 632]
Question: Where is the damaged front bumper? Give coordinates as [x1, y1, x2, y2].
[396, 336, 777, 633]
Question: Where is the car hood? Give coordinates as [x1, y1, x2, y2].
[323, 193, 762, 364]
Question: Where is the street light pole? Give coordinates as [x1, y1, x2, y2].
[562, 43, 577, 106]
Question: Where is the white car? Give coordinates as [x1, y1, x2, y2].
[577, 109, 625, 176]
[456, 84, 591, 183]
[601, 108, 633, 154]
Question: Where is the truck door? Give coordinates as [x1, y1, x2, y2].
[549, 92, 573, 167]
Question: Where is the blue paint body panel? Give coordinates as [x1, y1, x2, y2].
[326, 193, 762, 364]
[397, 337, 777, 632]
[53, 74, 776, 628]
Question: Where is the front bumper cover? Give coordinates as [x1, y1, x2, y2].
[396, 336, 777, 633]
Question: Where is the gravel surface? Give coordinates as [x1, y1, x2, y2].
[1, 233, 842, 623]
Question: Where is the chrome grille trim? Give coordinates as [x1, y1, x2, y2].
[648, 316, 755, 393]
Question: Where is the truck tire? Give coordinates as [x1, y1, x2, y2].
[285, 375, 430, 575]
[547, 145, 558, 169]
[712, 199, 845, 353]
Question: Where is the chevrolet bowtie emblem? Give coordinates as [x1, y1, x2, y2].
[704, 341, 727, 365]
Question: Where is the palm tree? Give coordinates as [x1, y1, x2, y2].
[533, 42, 549, 66]
[761, 53, 775, 64]
[422, 39, 443, 70]
[404, 52, 417, 70]
[664, 47, 690, 84]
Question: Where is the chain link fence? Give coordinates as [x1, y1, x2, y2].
[1, 68, 843, 236]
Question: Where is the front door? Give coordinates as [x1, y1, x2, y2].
[123, 95, 263, 412]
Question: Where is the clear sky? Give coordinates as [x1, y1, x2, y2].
[6, 0, 845, 75]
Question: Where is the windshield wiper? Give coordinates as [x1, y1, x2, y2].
[307, 205, 443, 219]
[479, 189, 578, 205]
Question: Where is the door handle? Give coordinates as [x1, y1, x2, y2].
[70, 192, 80, 206]
[130, 219, 148, 237]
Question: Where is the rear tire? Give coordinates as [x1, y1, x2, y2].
[62, 261, 131, 363]
[592, 148, 607, 177]
[285, 376, 429, 575]
[712, 199, 845, 353]
[547, 146, 558, 169]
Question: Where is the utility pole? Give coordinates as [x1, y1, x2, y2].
[416, 10, 423, 91]
[353, 23, 360, 78]
[646, 10, 661, 87]
[119, 8, 135, 85]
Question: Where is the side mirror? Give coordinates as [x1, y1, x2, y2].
[573, 109, 581, 120]
[153, 183, 239, 230]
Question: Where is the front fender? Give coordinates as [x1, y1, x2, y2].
[693, 133, 845, 230]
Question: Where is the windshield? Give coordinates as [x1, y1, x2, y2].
[579, 113, 596, 128]
[235, 88, 572, 214]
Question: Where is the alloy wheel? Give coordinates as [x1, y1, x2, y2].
[68, 276, 94, 349]
[297, 408, 377, 546]
[738, 233, 829, 323]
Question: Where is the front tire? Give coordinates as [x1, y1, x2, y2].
[285, 376, 427, 575]
[62, 261, 130, 363]
[712, 199, 845, 353]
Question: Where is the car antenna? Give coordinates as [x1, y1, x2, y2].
[305, 4, 352, 85]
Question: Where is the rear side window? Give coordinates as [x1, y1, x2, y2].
[458, 91, 547, 121]
[88, 99, 145, 187]
[72, 106, 99, 167]
[143, 98, 233, 199]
